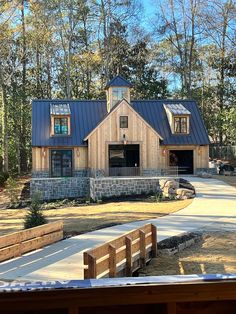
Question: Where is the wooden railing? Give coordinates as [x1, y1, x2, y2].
[0, 221, 63, 262]
[84, 223, 157, 279]
[1, 279, 236, 314]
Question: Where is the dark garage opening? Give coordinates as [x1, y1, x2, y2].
[109, 144, 140, 176]
[169, 150, 194, 175]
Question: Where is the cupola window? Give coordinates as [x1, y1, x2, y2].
[112, 87, 129, 106]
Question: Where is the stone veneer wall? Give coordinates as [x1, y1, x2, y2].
[196, 168, 217, 175]
[32, 171, 50, 178]
[30, 177, 89, 200]
[90, 177, 161, 201]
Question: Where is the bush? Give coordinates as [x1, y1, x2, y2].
[0, 172, 9, 187]
[24, 192, 47, 229]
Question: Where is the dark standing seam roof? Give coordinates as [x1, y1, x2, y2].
[132, 100, 210, 145]
[106, 75, 132, 88]
[32, 99, 210, 147]
[32, 100, 107, 147]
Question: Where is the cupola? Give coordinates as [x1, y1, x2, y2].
[106, 75, 132, 112]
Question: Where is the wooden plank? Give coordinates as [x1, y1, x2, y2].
[167, 302, 177, 314]
[109, 244, 116, 278]
[125, 236, 132, 276]
[139, 230, 146, 267]
[20, 221, 63, 242]
[151, 224, 157, 258]
[20, 236, 43, 254]
[96, 257, 109, 277]
[20, 231, 63, 255]
[115, 247, 126, 264]
[0, 233, 21, 250]
[0, 244, 21, 262]
[87, 254, 97, 279]
[68, 306, 79, 314]
[0, 221, 63, 249]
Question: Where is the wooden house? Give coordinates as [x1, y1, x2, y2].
[31, 76, 210, 200]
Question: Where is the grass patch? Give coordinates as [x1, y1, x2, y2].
[0, 199, 192, 237]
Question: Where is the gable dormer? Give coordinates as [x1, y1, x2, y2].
[106, 75, 132, 112]
[164, 104, 191, 134]
[50, 103, 71, 136]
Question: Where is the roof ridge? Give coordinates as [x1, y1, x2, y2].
[32, 99, 106, 102]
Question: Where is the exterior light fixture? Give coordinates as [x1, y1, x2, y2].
[123, 134, 127, 145]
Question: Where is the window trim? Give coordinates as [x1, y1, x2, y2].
[120, 115, 128, 128]
[50, 149, 73, 177]
[174, 116, 188, 134]
[50, 115, 71, 136]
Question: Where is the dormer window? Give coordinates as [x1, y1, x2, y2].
[164, 104, 191, 134]
[54, 117, 69, 135]
[50, 103, 71, 136]
[174, 117, 187, 133]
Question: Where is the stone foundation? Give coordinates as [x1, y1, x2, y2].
[32, 171, 50, 178]
[90, 177, 161, 201]
[30, 177, 89, 200]
[196, 168, 217, 175]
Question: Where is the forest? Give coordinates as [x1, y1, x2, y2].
[0, 0, 235, 175]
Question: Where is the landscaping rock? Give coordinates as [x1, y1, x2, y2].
[159, 178, 194, 199]
[176, 188, 195, 200]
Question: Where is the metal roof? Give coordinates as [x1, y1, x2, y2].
[50, 103, 71, 115]
[32, 100, 107, 147]
[164, 103, 191, 115]
[106, 75, 132, 89]
[132, 100, 210, 145]
[32, 99, 210, 147]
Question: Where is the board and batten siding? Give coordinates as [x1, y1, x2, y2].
[32, 146, 88, 172]
[86, 100, 161, 170]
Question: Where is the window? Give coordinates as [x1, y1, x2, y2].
[120, 116, 128, 128]
[54, 117, 69, 135]
[51, 150, 72, 177]
[112, 87, 128, 105]
[174, 117, 187, 133]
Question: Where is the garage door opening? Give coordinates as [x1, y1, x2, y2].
[169, 150, 194, 175]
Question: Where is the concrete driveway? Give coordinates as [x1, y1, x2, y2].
[0, 176, 235, 281]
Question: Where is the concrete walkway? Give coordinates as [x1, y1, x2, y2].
[0, 177, 235, 281]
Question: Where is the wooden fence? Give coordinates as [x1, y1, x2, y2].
[0, 221, 63, 262]
[84, 223, 157, 279]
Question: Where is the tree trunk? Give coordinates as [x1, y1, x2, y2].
[20, 0, 28, 173]
[0, 81, 9, 173]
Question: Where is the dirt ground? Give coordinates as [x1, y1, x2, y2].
[0, 176, 30, 209]
[139, 231, 236, 276]
[0, 199, 192, 236]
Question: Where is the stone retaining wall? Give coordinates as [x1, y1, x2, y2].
[90, 177, 160, 201]
[196, 168, 217, 175]
[30, 177, 89, 200]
